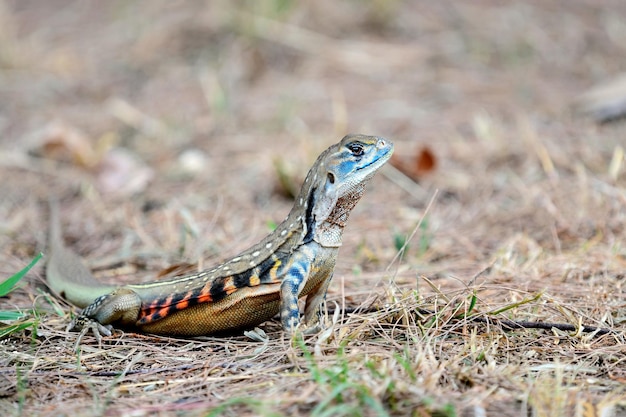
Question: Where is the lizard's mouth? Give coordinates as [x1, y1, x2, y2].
[356, 145, 394, 172]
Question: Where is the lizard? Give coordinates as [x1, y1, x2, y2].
[46, 134, 393, 337]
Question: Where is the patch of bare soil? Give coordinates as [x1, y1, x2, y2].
[1, 1, 626, 416]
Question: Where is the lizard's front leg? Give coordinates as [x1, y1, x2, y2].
[279, 248, 315, 333]
[303, 272, 333, 331]
[70, 287, 143, 336]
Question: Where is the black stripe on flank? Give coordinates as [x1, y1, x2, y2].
[149, 310, 163, 321]
[209, 277, 228, 302]
[256, 255, 279, 283]
[233, 269, 252, 288]
[176, 290, 201, 310]
[303, 186, 316, 243]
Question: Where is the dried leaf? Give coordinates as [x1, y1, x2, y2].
[156, 262, 198, 279]
[391, 146, 437, 181]
[273, 157, 299, 199]
[416, 147, 436, 174]
[33, 120, 99, 168]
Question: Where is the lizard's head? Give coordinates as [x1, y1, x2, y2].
[320, 134, 394, 196]
[300, 134, 394, 238]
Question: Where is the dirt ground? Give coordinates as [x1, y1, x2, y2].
[1, 1, 626, 416]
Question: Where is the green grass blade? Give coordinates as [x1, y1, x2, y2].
[0, 311, 26, 321]
[0, 253, 43, 297]
[0, 322, 35, 338]
[467, 291, 477, 315]
[488, 292, 543, 316]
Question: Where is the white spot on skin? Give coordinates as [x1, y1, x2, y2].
[223, 265, 230, 271]
[249, 261, 256, 266]
[231, 256, 241, 263]
[281, 230, 287, 236]
[252, 251, 260, 257]
[266, 242, 272, 249]
[288, 223, 294, 228]
[299, 198, 303, 205]
[296, 216, 302, 221]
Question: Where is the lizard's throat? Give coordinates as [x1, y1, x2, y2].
[313, 181, 368, 247]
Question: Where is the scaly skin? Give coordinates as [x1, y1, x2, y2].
[47, 134, 393, 336]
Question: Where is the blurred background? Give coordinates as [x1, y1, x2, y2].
[2, 0, 624, 153]
[1, 0, 625, 299]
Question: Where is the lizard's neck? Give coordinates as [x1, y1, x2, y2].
[313, 179, 369, 248]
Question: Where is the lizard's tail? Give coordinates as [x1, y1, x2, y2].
[46, 199, 116, 308]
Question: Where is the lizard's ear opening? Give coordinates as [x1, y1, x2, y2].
[312, 170, 339, 224]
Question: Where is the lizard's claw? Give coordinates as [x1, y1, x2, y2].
[286, 320, 324, 338]
[301, 323, 324, 335]
[67, 315, 114, 349]
[244, 327, 269, 342]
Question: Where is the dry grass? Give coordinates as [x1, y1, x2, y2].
[1, 0, 626, 415]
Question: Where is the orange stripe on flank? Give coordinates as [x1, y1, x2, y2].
[222, 276, 236, 294]
[269, 259, 282, 282]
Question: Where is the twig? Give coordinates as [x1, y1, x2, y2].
[487, 318, 612, 335]
[329, 306, 617, 337]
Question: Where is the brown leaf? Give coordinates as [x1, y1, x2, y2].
[156, 262, 198, 279]
[272, 157, 300, 199]
[33, 120, 99, 168]
[416, 147, 436, 174]
[391, 146, 437, 181]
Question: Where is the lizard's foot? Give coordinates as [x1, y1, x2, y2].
[244, 327, 268, 342]
[67, 315, 114, 349]
[285, 321, 324, 338]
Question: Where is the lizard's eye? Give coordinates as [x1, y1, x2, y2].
[327, 172, 335, 184]
[347, 143, 364, 156]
